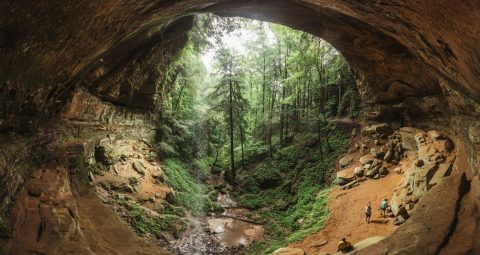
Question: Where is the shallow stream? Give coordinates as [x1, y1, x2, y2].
[172, 182, 264, 255]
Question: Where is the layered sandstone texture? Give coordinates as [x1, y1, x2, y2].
[1, 1, 480, 255]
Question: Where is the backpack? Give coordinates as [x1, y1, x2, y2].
[365, 205, 372, 214]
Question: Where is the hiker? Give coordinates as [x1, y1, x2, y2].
[365, 202, 372, 223]
[379, 198, 389, 217]
[337, 237, 354, 253]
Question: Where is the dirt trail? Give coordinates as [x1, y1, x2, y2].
[290, 172, 402, 254]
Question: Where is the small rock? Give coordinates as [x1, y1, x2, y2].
[271, 247, 305, 255]
[366, 168, 379, 178]
[359, 154, 374, 165]
[384, 149, 393, 162]
[363, 123, 391, 136]
[361, 143, 368, 151]
[394, 167, 402, 174]
[379, 167, 389, 175]
[149, 196, 156, 203]
[88, 172, 95, 182]
[128, 176, 139, 185]
[371, 148, 384, 159]
[354, 167, 364, 177]
[393, 215, 407, 225]
[415, 159, 424, 167]
[373, 174, 380, 179]
[339, 155, 353, 168]
[132, 161, 146, 175]
[309, 239, 328, 247]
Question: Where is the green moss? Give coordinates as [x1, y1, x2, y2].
[129, 203, 186, 238]
[208, 191, 218, 202]
[211, 202, 225, 214]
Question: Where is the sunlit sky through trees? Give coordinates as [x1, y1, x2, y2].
[201, 21, 276, 72]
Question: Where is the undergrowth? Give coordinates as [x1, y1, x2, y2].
[162, 158, 211, 216]
[238, 131, 349, 254]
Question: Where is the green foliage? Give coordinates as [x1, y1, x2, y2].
[211, 202, 226, 214]
[162, 159, 210, 215]
[156, 203, 187, 217]
[128, 203, 186, 238]
[239, 131, 349, 254]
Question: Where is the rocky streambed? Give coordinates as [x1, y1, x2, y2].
[172, 184, 264, 255]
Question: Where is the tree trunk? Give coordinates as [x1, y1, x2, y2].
[228, 63, 235, 182]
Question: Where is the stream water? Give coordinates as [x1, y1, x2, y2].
[172, 182, 264, 255]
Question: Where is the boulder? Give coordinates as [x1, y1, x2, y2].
[94, 145, 122, 165]
[339, 155, 353, 168]
[152, 168, 167, 183]
[337, 169, 355, 180]
[309, 239, 328, 247]
[363, 123, 391, 136]
[366, 168, 379, 178]
[383, 149, 393, 162]
[398, 127, 420, 151]
[370, 148, 384, 159]
[354, 167, 364, 177]
[333, 236, 385, 255]
[393, 215, 407, 226]
[379, 167, 389, 175]
[359, 154, 374, 165]
[271, 247, 305, 255]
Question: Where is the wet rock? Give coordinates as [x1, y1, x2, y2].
[339, 155, 353, 168]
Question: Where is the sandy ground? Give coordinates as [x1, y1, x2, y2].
[290, 172, 402, 254]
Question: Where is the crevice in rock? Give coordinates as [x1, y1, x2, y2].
[434, 172, 471, 255]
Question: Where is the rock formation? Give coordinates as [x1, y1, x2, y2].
[1, 1, 479, 254]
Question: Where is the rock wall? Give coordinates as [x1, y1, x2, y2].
[0, 0, 479, 254]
